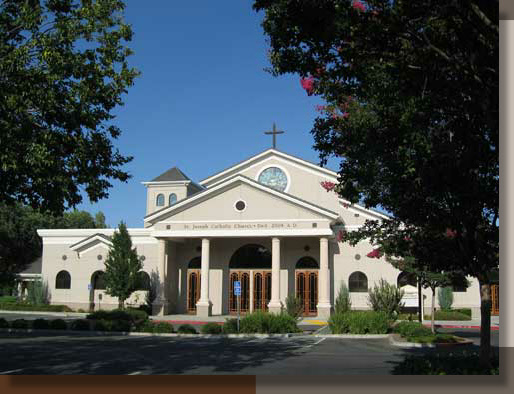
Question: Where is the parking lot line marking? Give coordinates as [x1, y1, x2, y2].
[127, 371, 142, 375]
[304, 337, 326, 349]
[0, 369, 23, 375]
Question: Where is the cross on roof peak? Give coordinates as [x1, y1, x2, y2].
[264, 122, 285, 149]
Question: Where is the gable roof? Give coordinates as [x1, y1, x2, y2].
[144, 174, 340, 224]
[69, 233, 112, 251]
[151, 167, 191, 182]
[199, 148, 338, 187]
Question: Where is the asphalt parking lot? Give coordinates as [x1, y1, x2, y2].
[0, 329, 498, 375]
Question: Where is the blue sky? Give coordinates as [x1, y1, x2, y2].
[76, 0, 339, 227]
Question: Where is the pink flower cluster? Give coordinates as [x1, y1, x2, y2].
[336, 230, 345, 242]
[366, 249, 381, 258]
[445, 228, 458, 239]
[320, 181, 336, 192]
[342, 202, 350, 209]
[403, 236, 411, 241]
[352, 0, 366, 12]
[300, 76, 315, 95]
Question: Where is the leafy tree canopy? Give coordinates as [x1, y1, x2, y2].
[0, 0, 139, 215]
[254, 0, 498, 365]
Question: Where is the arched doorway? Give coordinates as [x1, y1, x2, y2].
[90, 271, 105, 311]
[187, 256, 201, 314]
[295, 256, 319, 316]
[229, 244, 271, 314]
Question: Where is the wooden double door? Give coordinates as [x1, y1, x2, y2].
[229, 270, 271, 314]
[187, 269, 201, 314]
[491, 284, 499, 315]
[296, 270, 318, 316]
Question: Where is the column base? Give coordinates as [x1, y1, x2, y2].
[267, 301, 283, 314]
[316, 303, 332, 319]
[196, 301, 212, 317]
[152, 301, 169, 316]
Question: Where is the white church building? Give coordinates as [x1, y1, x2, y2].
[36, 148, 481, 318]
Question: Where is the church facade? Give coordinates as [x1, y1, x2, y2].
[37, 149, 481, 318]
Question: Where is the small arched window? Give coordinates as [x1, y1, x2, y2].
[188, 256, 201, 269]
[349, 271, 368, 292]
[55, 270, 71, 289]
[295, 256, 319, 269]
[397, 272, 417, 288]
[91, 271, 106, 290]
[169, 193, 177, 205]
[156, 193, 165, 207]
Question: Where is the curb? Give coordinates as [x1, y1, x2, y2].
[314, 333, 390, 339]
[0, 310, 88, 317]
[0, 328, 302, 338]
[388, 334, 473, 349]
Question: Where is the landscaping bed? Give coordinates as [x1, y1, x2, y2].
[0, 302, 73, 312]
[391, 321, 470, 346]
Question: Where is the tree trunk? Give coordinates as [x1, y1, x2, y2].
[118, 299, 124, 310]
[479, 279, 492, 369]
[431, 287, 435, 334]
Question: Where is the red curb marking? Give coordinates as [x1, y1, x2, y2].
[422, 324, 499, 331]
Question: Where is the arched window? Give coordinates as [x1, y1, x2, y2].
[397, 272, 417, 288]
[349, 271, 368, 292]
[296, 256, 319, 269]
[169, 193, 177, 205]
[188, 256, 201, 269]
[156, 193, 165, 206]
[136, 271, 151, 291]
[91, 271, 105, 290]
[55, 270, 71, 289]
[229, 244, 271, 269]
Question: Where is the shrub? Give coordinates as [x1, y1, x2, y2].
[49, 319, 67, 330]
[125, 308, 148, 323]
[329, 311, 391, 334]
[393, 321, 432, 338]
[368, 279, 404, 318]
[135, 321, 155, 333]
[393, 351, 499, 375]
[71, 319, 91, 331]
[26, 280, 49, 305]
[424, 310, 471, 321]
[32, 318, 50, 329]
[87, 309, 147, 328]
[334, 281, 352, 314]
[152, 322, 174, 333]
[177, 324, 197, 334]
[201, 322, 222, 334]
[438, 287, 454, 311]
[238, 311, 300, 334]
[223, 318, 239, 334]
[11, 319, 29, 329]
[0, 295, 17, 303]
[284, 296, 303, 320]
[453, 308, 472, 317]
[93, 319, 111, 331]
[110, 319, 131, 332]
[0, 318, 8, 328]
[77, 308, 86, 313]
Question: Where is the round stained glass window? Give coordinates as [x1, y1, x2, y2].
[257, 167, 288, 192]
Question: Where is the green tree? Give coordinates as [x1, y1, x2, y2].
[254, 0, 498, 367]
[94, 211, 108, 228]
[62, 209, 96, 228]
[0, 0, 139, 215]
[103, 221, 142, 309]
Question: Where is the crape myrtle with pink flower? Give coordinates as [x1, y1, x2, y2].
[254, 0, 498, 367]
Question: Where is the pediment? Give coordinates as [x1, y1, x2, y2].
[69, 233, 112, 257]
[144, 175, 339, 226]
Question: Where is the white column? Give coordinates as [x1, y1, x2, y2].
[268, 237, 282, 313]
[196, 238, 212, 317]
[317, 237, 331, 319]
[153, 239, 168, 316]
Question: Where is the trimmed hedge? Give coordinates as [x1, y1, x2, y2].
[152, 322, 174, 333]
[239, 311, 300, 334]
[0, 296, 17, 303]
[71, 319, 91, 331]
[0, 303, 72, 312]
[329, 311, 391, 334]
[393, 321, 432, 338]
[49, 319, 67, 330]
[200, 322, 222, 334]
[87, 308, 148, 325]
[177, 324, 197, 334]
[393, 351, 499, 375]
[424, 310, 472, 321]
[32, 318, 50, 329]
[11, 319, 30, 329]
[0, 318, 8, 328]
